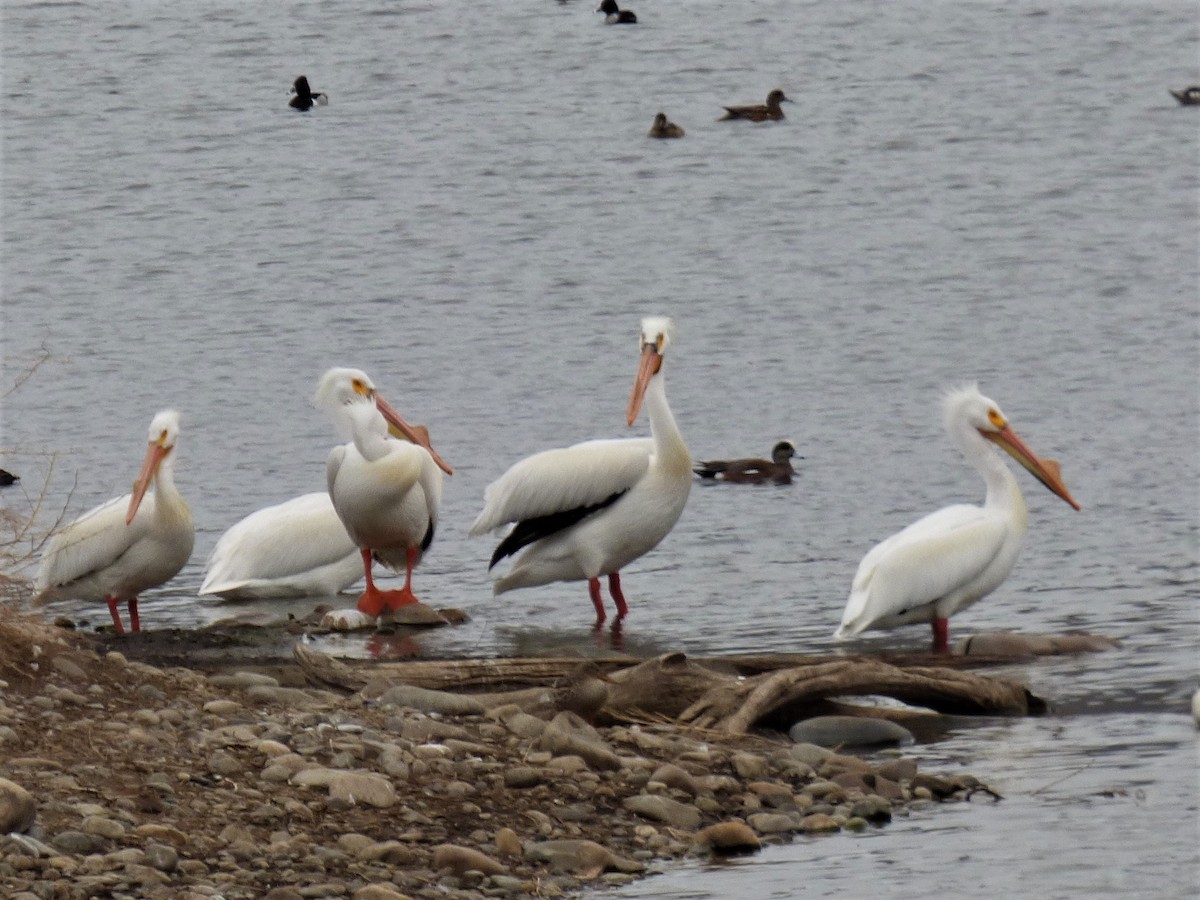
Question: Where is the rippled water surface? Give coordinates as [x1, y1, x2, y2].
[2, 0, 1197, 896]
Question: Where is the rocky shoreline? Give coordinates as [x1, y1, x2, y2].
[0, 613, 1000, 900]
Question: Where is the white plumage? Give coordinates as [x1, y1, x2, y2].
[35, 409, 195, 633]
[835, 385, 1080, 652]
[199, 492, 361, 600]
[471, 316, 691, 624]
[315, 367, 451, 617]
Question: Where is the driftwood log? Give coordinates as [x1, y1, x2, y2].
[293, 645, 1045, 734]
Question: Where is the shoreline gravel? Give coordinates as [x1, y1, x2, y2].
[0, 612, 999, 899]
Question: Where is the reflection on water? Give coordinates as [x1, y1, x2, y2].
[2, 0, 1196, 896]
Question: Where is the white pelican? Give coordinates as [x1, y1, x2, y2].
[470, 316, 692, 625]
[314, 368, 452, 617]
[199, 492, 361, 600]
[835, 385, 1080, 653]
[35, 409, 195, 633]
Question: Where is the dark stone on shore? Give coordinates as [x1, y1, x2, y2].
[789, 715, 914, 748]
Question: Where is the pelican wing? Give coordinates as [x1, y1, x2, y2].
[199, 492, 358, 595]
[35, 494, 143, 596]
[470, 437, 654, 536]
[417, 449, 444, 531]
[839, 504, 1007, 634]
[326, 444, 349, 498]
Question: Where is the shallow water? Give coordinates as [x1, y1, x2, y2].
[2, 0, 1197, 896]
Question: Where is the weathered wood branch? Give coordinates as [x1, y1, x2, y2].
[679, 657, 1042, 733]
[292, 646, 1044, 731]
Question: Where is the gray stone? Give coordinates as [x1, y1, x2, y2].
[747, 812, 802, 834]
[503, 767, 545, 789]
[81, 815, 126, 839]
[431, 843, 506, 876]
[144, 843, 179, 872]
[730, 752, 769, 779]
[51, 830, 104, 854]
[328, 772, 396, 808]
[622, 794, 701, 830]
[376, 685, 486, 716]
[877, 757, 919, 783]
[525, 839, 644, 876]
[789, 715, 914, 749]
[850, 795, 893, 823]
[648, 764, 699, 796]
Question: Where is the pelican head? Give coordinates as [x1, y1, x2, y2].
[628, 316, 675, 426]
[314, 367, 453, 474]
[945, 385, 1080, 511]
[127, 409, 182, 525]
[314, 367, 376, 417]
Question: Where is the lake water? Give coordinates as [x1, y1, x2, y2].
[2, 0, 1197, 896]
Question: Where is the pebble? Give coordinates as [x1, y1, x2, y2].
[623, 794, 702, 830]
[431, 843, 507, 876]
[525, 839, 644, 877]
[747, 812, 802, 834]
[649, 763, 699, 796]
[376, 685, 487, 716]
[0, 778, 36, 833]
[695, 821, 762, 854]
[328, 772, 396, 808]
[494, 827, 523, 858]
[798, 813, 842, 833]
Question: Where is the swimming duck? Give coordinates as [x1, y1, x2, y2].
[0, 469, 17, 487]
[648, 112, 685, 139]
[694, 440, 797, 485]
[289, 76, 328, 111]
[1169, 86, 1200, 106]
[597, 0, 637, 24]
[720, 89, 791, 122]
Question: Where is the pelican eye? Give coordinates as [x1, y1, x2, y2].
[655, 334, 666, 351]
[157, 429, 169, 445]
[352, 378, 372, 397]
[987, 408, 1006, 429]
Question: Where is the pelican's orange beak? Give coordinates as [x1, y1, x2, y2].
[127, 440, 170, 525]
[982, 425, 1081, 510]
[375, 393, 453, 475]
[627, 342, 662, 427]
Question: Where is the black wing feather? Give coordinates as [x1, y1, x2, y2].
[489, 491, 626, 569]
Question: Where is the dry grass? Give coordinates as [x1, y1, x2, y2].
[1, 343, 78, 608]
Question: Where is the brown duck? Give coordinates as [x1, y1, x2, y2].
[720, 89, 791, 122]
[648, 112, 685, 139]
[694, 440, 798, 485]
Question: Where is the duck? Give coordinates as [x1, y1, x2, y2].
[597, 0, 637, 24]
[720, 89, 791, 122]
[648, 113, 685, 139]
[0, 469, 18, 487]
[289, 76, 328, 111]
[694, 440, 798, 485]
[1169, 86, 1200, 106]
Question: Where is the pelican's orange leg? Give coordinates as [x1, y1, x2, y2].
[356, 547, 421, 616]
